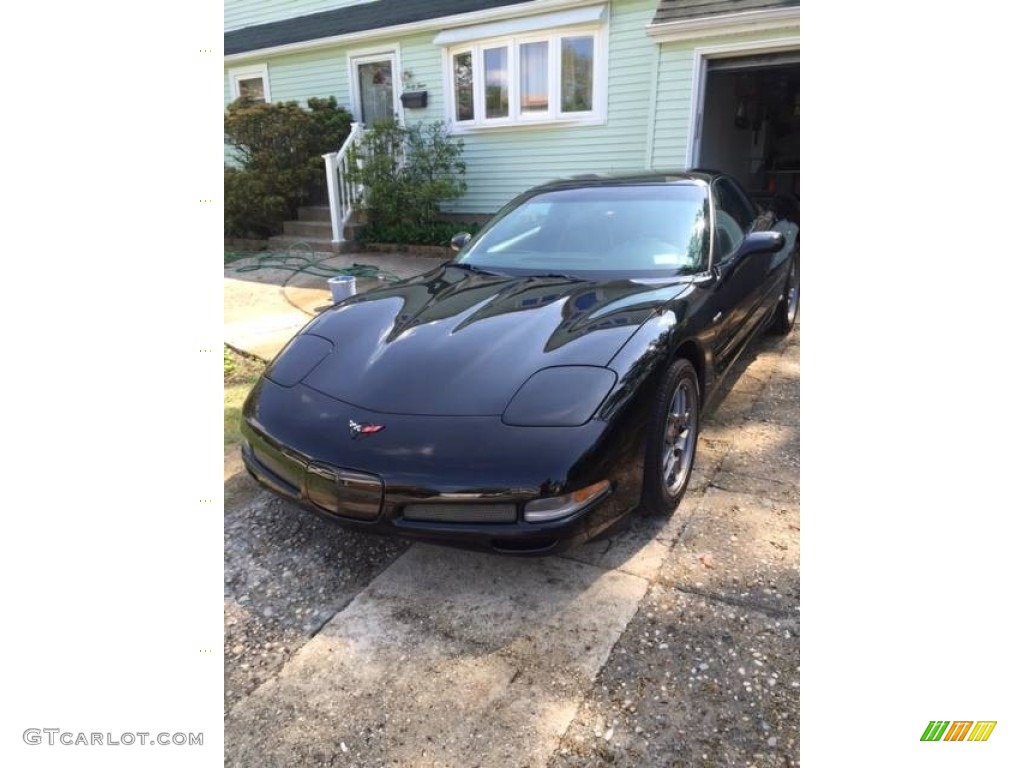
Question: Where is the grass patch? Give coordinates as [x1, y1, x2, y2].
[225, 345, 265, 451]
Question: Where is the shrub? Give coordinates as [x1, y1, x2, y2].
[224, 96, 353, 238]
[360, 220, 481, 247]
[349, 120, 467, 233]
[224, 167, 289, 239]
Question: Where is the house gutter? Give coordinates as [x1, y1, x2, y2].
[645, 7, 800, 43]
[225, 0, 599, 63]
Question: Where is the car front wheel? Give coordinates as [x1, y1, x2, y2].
[642, 358, 700, 515]
[768, 256, 800, 335]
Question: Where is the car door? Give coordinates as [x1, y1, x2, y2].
[707, 177, 768, 373]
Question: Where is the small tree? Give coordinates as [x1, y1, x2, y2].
[349, 120, 467, 237]
[403, 121, 469, 227]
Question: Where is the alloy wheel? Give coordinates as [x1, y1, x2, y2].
[662, 378, 697, 495]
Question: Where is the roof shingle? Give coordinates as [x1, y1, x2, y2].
[226, 0, 538, 56]
[652, 0, 798, 26]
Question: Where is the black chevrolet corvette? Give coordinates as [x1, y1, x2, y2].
[241, 172, 799, 554]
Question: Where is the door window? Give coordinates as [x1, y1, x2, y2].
[358, 60, 395, 126]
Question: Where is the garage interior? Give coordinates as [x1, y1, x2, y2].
[698, 53, 800, 200]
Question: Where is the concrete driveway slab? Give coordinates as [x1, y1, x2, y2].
[225, 544, 648, 768]
[224, 483, 409, 713]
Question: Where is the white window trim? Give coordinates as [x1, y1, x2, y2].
[348, 45, 404, 126]
[229, 63, 271, 102]
[443, 23, 607, 132]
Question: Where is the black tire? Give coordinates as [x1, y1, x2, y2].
[642, 358, 701, 515]
[767, 255, 800, 335]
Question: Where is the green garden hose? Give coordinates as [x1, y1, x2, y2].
[228, 242, 403, 283]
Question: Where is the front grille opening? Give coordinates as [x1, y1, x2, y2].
[402, 503, 517, 524]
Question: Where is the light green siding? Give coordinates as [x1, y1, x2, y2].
[649, 41, 693, 170]
[396, 33, 447, 123]
[225, 0, 373, 32]
[267, 49, 350, 105]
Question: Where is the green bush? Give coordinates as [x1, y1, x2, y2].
[224, 167, 290, 239]
[224, 96, 353, 238]
[349, 120, 468, 234]
[360, 220, 481, 247]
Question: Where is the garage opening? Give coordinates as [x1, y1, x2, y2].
[696, 52, 799, 199]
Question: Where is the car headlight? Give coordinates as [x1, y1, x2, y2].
[265, 334, 332, 387]
[524, 480, 611, 522]
[502, 366, 616, 427]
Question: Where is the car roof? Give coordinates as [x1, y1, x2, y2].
[530, 170, 720, 193]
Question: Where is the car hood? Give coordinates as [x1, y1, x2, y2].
[281, 265, 686, 416]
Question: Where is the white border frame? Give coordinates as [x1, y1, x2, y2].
[228, 63, 271, 102]
[686, 36, 800, 168]
[348, 45, 403, 125]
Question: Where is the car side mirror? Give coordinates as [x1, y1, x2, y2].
[450, 232, 472, 252]
[734, 231, 785, 261]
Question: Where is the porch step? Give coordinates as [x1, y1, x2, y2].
[283, 219, 334, 238]
[268, 234, 362, 255]
[297, 205, 332, 222]
[272, 205, 366, 254]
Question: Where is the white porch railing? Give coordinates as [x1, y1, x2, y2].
[322, 123, 365, 246]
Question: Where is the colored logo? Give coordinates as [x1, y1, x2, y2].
[920, 721, 997, 742]
[349, 420, 385, 439]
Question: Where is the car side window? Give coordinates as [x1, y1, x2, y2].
[714, 178, 755, 231]
[712, 178, 756, 262]
[713, 209, 744, 261]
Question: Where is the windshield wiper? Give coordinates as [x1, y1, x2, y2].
[525, 272, 583, 281]
[445, 263, 582, 281]
[443, 261, 506, 276]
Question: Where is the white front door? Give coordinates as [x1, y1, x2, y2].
[352, 53, 399, 127]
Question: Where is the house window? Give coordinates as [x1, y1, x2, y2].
[229, 64, 270, 103]
[484, 46, 509, 118]
[561, 37, 594, 113]
[446, 26, 604, 129]
[453, 51, 474, 121]
[520, 41, 549, 114]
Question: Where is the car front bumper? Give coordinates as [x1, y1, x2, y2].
[240, 379, 645, 554]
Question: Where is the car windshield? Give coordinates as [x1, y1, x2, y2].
[457, 184, 709, 278]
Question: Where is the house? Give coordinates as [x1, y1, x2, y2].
[225, 0, 799, 245]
